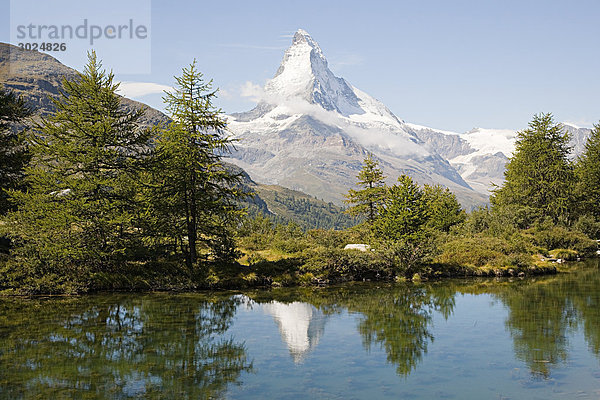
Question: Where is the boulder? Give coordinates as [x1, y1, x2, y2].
[343, 244, 371, 252]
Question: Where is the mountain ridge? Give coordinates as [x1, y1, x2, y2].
[407, 122, 592, 193]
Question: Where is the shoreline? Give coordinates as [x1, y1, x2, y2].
[0, 258, 571, 296]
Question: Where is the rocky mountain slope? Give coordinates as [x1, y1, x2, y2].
[407, 123, 592, 194]
[0, 43, 166, 128]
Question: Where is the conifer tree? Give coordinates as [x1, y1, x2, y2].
[345, 154, 386, 224]
[148, 61, 244, 271]
[374, 175, 427, 242]
[0, 87, 31, 216]
[491, 113, 574, 224]
[576, 123, 600, 220]
[5, 52, 152, 290]
[422, 184, 465, 232]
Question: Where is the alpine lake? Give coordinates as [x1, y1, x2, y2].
[1, 259, 600, 399]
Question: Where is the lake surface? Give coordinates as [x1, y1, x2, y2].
[1, 260, 600, 399]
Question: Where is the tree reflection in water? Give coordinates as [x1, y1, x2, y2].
[248, 283, 456, 376]
[0, 294, 253, 399]
[350, 285, 455, 376]
[495, 260, 600, 379]
[249, 260, 600, 380]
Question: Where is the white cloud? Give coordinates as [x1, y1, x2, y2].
[240, 81, 265, 101]
[235, 83, 426, 157]
[116, 81, 174, 98]
[218, 87, 233, 99]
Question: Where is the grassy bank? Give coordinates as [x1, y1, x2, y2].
[3, 211, 598, 295]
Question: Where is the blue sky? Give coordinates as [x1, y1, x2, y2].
[2, 0, 599, 132]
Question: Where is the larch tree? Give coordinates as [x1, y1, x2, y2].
[5, 52, 152, 291]
[374, 175, 428, 243]
[0, 87, 31, 216]
[421, 184, 465, 233]
[576, 123, 600, 220]
[491, 113, 574, 224]
[345, 153, 386, 224]
[148, 61, 244, 271]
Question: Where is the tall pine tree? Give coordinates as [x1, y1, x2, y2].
[147, 61, 244, 271]
[576, 123, 600, 220]
[345, 154, 386, 224]
[491, 113, 574, 224]
[5, 52, 152, 291]
[0, 87, 31, 216]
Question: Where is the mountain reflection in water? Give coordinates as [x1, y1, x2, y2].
[263, 301, 328, 363]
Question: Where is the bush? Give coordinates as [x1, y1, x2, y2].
[248, 258, 303, 285]
[300, 247, 387, 282]
[0, 256, 89, 295]
[271, 236, 310, 253]
[237, 232, 271, 251]
[549, 249, 579, 261]
[435, 235, 534, 269]
[305, 229, 347, 248]
[436, 236, 506, 267]
[247, 252, 267, 265]
[573, 214, 600, 240]
[531, 224, 597, 256]
[374, 239, 432, 278]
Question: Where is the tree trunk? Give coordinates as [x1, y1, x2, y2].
[188, 170, 198, 268]
[184, 187, 194, 272]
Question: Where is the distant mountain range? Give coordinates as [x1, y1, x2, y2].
[226, 29, 592, 208]
[0, 42, 356, 230]
[407, 122, 592, 195]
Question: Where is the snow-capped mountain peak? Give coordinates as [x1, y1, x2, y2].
[227, 30, 486, 207]
[290, 29, 326, 61]
[265, 28, 364, 116]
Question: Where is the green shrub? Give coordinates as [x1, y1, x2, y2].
[549, 249, 579, 261]
[237, 232, 273, 251]
[0, 256, 89, 295]
[436, 236, 507, 267]
[306, 229, 347, 248]
[573, 214, 600, 240]
[374, 239, 432, 278]
[300, 247, 387, 282]
[248, 258, 302, 282]
[435, 235, 534, 269]
[271, 236, 310, 253]
[531, 224, 597, 255]
[247, 252, 267, 265]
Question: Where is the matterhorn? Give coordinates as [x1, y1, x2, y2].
[226, 29, 488, 207]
